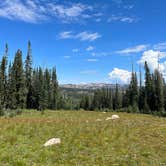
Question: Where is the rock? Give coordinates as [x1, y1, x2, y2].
[44, 138, 61, 147]
[106, 115, 120, 121]
[111, 114, 120, 120]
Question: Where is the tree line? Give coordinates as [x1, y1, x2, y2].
[0, 41, 59, 111]
[80, 62, 166, 116]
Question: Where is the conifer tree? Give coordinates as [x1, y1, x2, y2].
[25, 41, 33, 109]
[12, 49, 26, 109]
[50, 67, 58, 109]
[144, 61, 153, 112]
[129, 72, 138, 107]
[153, 69, 164, 112]
[0, 44, 8, 109]
[113, 84, 121, 110]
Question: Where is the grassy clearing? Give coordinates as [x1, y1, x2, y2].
[0, 110, 165, 166]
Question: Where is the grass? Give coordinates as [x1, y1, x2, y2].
[0, 110, 166, 166]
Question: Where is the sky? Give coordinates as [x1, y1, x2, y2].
[0, 0, 166, 84]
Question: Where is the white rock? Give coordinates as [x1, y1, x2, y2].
[111, 114, 120, 120]
[44, 138, 61, 147]
[106, 115, 120, 121]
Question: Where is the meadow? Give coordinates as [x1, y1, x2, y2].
[0, 110, 165, 166]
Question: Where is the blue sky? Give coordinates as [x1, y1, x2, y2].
[0, 0, 166, 84]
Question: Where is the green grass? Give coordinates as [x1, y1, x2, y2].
[0, 110, 166, 166]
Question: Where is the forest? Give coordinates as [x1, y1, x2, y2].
[0, 42, 166, 117]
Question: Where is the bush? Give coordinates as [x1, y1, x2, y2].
[0, 110, 5, 116]
[160, 111, 166, 117]
[8, 111, 16, 118]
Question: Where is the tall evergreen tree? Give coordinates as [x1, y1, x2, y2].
[113, 84, 121, 110]
[138, 65, 145, 112]
[144, 61, 153, 112]
[153, 69, 164, 112]
[0, 44, 8, 109]
[129, 72, 138, 107]
[50, 67, 58, 109]
[12, 49, 26, 109]
[25, 41, 33, 109]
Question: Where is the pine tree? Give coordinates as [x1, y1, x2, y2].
[25, 41, 33, 109]
[43, 68, 50, 109]
[129, 72, 138, 107]
[144, 61, 153, 112]
[50, 67, 58, 109]
[138, 65, 145, 112]
[113, 84, 121, 110]
[153, 69, 164, 112]
[12, 49, 26, 109]
[0, 44, 8, 109]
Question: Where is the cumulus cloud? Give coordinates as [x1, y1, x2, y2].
[86, 46, 94, 51]
[138, 50, 166, 72]
[0, 0, 95, 23]
[116, 44, 149, 54]
[108, 68, 131, 84]
[59, 31, 101, 41]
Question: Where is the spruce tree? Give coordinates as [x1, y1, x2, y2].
[129, 72, 138, 107]
[113, 84, 121, 110]
[12, 49, 26, 109]
[25, 41, 33, 109]
[144, 61, 153, 112]
[153, 69, 164, 112]
[50, 67, 58, 109]
[0, 44, 8, 109]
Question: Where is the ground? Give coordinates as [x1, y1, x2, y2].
[0, 110, 166, 166]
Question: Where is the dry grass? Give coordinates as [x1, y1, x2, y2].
[0, 110, 165, 166]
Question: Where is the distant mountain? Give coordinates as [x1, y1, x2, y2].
[60, 83, 128, 90]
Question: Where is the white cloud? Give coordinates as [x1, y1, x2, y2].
[86, 46, 94, 51]
[137, 49, 166, 81]
[0, 0, 95, 23]
[0, 0, 46, 23]
[59, 31, 73, 39]
[108, 15, 137, 23]
[108, 68, 131, 84]
[59, 31, 101, 41]
[154, 42, 166, 51]
[80, 70, 97, 74]
[87, 59, 98, 62]
[49, 3, 93, 22]
[116, 44, 149, 54]
[76, 32, 101, 41]
[138, 50, 166, 72]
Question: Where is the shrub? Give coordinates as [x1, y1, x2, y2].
[0, 110, 5, 116]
